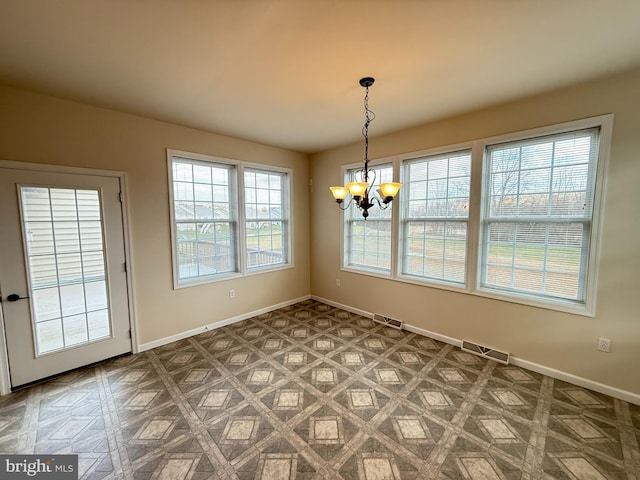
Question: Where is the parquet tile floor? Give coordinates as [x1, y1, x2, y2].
[0, 300, 638, 479]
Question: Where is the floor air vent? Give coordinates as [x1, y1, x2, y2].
[461, 340, 510, 365]
[373, 313, 403, 330]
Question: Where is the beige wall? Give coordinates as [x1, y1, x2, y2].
[1, 66, 639, 396]
[0, 84, 310, 345]
[310, 67, 640, 395]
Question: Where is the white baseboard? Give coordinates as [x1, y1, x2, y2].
[311, 296, 640, 406]
[138, 295, 311, 352]
[402, 323, 463, 349]
[311, 296, 373, 319]
[508, 357, 640, 405]
[406, 324, 640, 405]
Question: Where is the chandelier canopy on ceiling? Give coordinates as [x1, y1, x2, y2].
[329, 77, 401, 219]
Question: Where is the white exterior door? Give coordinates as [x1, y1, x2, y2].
[0, 166, 131, 388]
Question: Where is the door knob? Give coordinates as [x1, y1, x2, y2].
[4, 294, 30, 302]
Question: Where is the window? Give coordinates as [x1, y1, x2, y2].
[170, 156, 238, 284]
[338, 115, 610, 314]
[244, 168, 289, 269]
[344, 163, 393, 274]
[479, 128, 601, 305]
[401, 151, 471, 285]
[168, 151, 291, 287]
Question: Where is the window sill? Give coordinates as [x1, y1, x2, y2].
[472, 287, 594, 317]
[341, 265, 392, 280]
[246, 262, 294, 276]
[174, 271, 244, 289]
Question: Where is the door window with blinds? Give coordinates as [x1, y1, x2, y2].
[479, 127, 602, 305]
[401, 151, 471, 285]
[20, 187, 111, 355]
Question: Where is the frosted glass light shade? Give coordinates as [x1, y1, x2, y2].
[329, 186, 349, 200]
[379, 182, 402, 198]
[347, 182, 368, 197]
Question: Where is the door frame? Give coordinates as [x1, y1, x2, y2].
[0, 159, 139, 395]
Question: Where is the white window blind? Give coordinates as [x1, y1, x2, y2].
[21, 187, 111, 354]
[480, 128, 600, 303]
[401, 151, 471, 285]
[345, 164, 393, 273]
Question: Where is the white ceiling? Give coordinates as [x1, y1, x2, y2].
[1, 1, 640, 154]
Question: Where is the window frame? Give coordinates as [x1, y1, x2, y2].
[167, 149, 293, 289]
[398, 149, 473, 288]
[243, 166, 291, 273]
[336, 114, 612, 316]
[473, 116, 611, 315]
[341, 161, 398, 277]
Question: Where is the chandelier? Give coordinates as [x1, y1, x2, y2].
[329, 77, 401, 219]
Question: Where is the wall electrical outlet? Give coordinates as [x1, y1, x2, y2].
[597, 337, 611, 352]
[229, 289, 236, 299]
[335, 279, 341, 287]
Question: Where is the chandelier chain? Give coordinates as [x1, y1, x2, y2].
[329, 76, 400, 219]
[362, 84, 375, 181]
